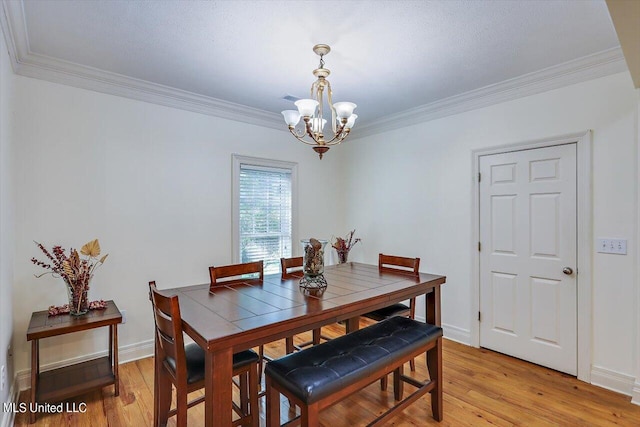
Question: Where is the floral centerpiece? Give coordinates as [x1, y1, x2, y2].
[32, 239, 108, 316]
[331, 229, 361, 264]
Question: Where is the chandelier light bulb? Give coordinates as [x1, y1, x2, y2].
[345, 114, 358, 129]
[333, 102, 357, 119]
[294, 99, 319, 117]
[281, 110, 301, 126]
[311, 118, 327, 133]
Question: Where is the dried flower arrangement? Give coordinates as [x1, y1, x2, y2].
[32, 239, 108, 316]
[331, 229, 361, 264]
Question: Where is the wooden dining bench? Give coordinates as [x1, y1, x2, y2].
[264, 316, 443, 426]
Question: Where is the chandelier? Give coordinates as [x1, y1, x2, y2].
[281, 44, 357, 159]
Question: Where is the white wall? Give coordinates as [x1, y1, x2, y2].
[343, 72, 638, 392]
[633, 89, 640, 405]
[0, 21, 15, 426]
[10, 75, 346, 375]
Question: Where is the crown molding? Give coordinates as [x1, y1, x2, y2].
[0, 1, 629, 137]
[353, 47, 628, 139]
[13, 50, 286, 131]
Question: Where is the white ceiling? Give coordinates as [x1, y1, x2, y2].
[0, 0, 627, 136]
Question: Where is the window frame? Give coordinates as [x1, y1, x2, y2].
[232, 154, 298, 270]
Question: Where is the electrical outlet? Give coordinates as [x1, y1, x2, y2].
[121, 309, 127, 324]
[596, 238, 627, 255]
[1, 365, 5, 391]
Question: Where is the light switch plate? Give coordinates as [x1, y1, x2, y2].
[596, 238, 627, 255]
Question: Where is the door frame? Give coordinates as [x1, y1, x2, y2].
[470, 131, 592, 382]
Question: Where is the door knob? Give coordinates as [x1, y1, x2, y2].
[562, 267, 573, 275]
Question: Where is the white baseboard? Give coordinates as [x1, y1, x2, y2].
[15, 339, 154, 391]
[116, 338, 155, 364]
[442, 323, 471, 345]
[0, 380, 18, 427]
[590, 365, 635, 397]
[631, 381, 640, 406]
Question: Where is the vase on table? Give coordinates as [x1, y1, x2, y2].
[300, 238, 328, 291]
[336, 249, 349, 264]
[331, 229, 360, 265]
[66, 279, 90, 316]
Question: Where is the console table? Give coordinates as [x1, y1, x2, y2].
[26, 300, 122, 423]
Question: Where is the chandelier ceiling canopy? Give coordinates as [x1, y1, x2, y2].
[281, 44, 357, 159]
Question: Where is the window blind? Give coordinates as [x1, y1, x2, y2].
[239, 164, 292, 274]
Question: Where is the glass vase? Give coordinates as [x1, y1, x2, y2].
[301, 238, 327, 276]
[67, 282, 89, 316]
[336, 249, 349, 264]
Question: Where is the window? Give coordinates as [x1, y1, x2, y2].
[232, 155, 297, 274]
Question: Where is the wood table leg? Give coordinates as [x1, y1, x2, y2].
[427, 337, 443, 421]
[425, 285, 441, 326]
[206, 347, 233, 427]
[112, 324, 119, 396]
[285, 336, 294, 354]
[109, 325, 113, 365]
[345, 316, 360, 334]
[425, 285, 443, 421]
[29, 340, 38, 424]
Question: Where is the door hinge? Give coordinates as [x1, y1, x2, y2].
[478, 311, 481, 322]
[478, 242, 481, 252]
[478, 172, 481, 182]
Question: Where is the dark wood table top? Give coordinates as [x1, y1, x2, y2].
[27, 300, 122, 341]
[162, 262, 446, 353]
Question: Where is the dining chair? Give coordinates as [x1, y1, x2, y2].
[281, 257, 331, 354]
[364, 253, 420, 321]
[149, 281, 259, 427]
[363, 253, 420, 388]
[209, 260, 264, 289]
[280, 256, 304, 280]
[208, 261, 269, 385]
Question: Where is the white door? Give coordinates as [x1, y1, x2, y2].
[479, 143, 577, 375]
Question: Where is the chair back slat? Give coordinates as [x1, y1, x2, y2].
[209, 260, 264, 289]
[280, 256, 304, 279]
[149, 281, 186, 383]
[378, 253, 420, 277]
[156, 329, 179, 364]
[155, 311, 176, 346]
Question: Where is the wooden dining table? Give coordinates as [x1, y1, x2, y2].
[160, 261, 446, 427]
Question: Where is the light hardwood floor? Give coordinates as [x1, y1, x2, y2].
[14, 320, 640, 426]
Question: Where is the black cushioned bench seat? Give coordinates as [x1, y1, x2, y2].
[265, 316, 443, 426]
